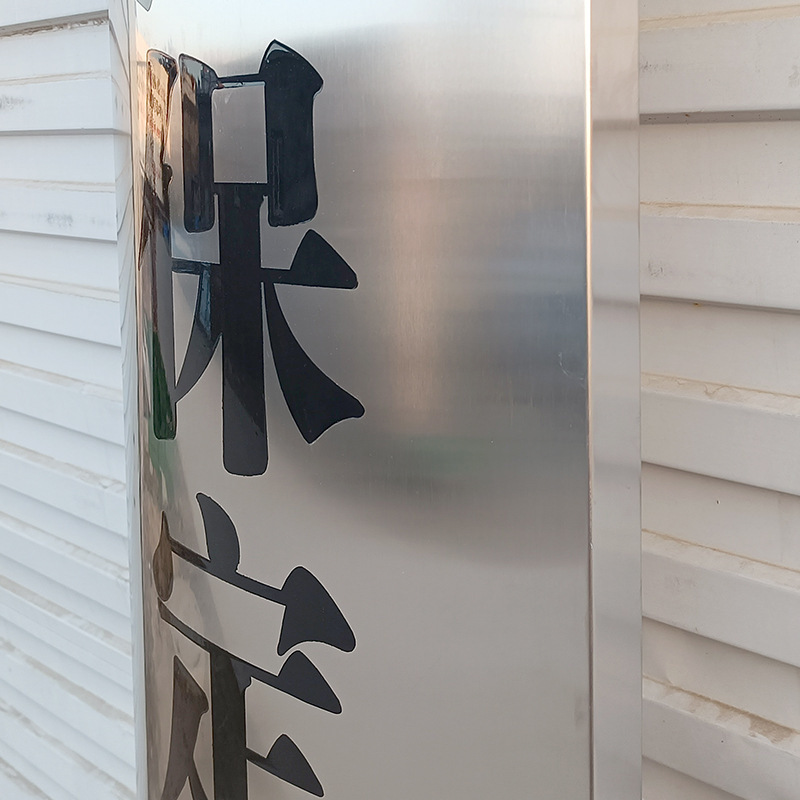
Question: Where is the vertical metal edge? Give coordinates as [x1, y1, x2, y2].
[588, 0, 642, 798]
[122, 0, 150, 797]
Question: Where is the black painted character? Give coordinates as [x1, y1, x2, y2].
[154, 498, 355, 799]
[139, 44, 364, 476]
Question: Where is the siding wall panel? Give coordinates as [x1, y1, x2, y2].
[640, 2, 800, 797]
[0, 4, 136, 796]
[0, 232, 121, 291]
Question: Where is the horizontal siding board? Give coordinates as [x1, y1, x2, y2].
[641, 1, 800, 21]
[641, 121, 800, 208]
[0, 484, 128, 567]
[642, 298, 800, 397]
[0, 230, 120, 290]
[0, 180, 118, 241]
[0, 548, 131, 653]
[0, 700, 134, 800]
[0, 615, 132, 715]
[0, 2, 110, 30]
[0, 439, 127, 536]
[642, 374, 800, 496]
[0, 76, 121, 133]
[0, 574, 130, 678]
[0, 134, 116, 185]
[0, 586, 132, 691]
[0, 511, 129, 616]
[0, 19, 110, 82]
[0, 757, 50, 800]
[0, 637, 134, 749]
[0, 277, 121, 346]
[0, 644, 135, 776]
[644, 619, 800, 734]
[0, 553, 129, 638]
[0, 323, 122, 390]
[0, 360, 124, 446]
[0, 732, 83, 800]
[643, 758, 743, 800]
[644, 677, 800, 800]
[641, 14, 800, 114]
[0, 688, 135, 792]
[641, 212, 800, 311]
[643, 531, 800, 669]
[643, 464, 800, 573]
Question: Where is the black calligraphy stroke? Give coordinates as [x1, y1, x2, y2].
[155, 495, 356, 798]
[158, 635, 325, 798]
[158, 603, 342, 715]
[160, 657, 209, 800]
[141, 45, 364, 477]
[155, 494, 356, 655]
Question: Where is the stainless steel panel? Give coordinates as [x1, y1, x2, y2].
[131, 1, 640, 798]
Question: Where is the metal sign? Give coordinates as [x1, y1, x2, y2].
[132, 2, 640, 798]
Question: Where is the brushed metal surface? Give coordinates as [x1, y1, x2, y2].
[131, 1, 640, 798]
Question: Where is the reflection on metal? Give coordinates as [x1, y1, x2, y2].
[132, 1, 640, 798]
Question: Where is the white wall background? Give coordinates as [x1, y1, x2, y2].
[0, 1, 138, 798]
[640, 1, 800, 798]
[1, 1, 800, 799]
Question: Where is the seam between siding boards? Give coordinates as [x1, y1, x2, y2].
[0, 14, 108, 39]
[642, 110, 800, 125]
[641, 5, 800, 30]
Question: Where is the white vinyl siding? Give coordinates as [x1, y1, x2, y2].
[640, 2, 800, 798]
[0, 2, 137, 799]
